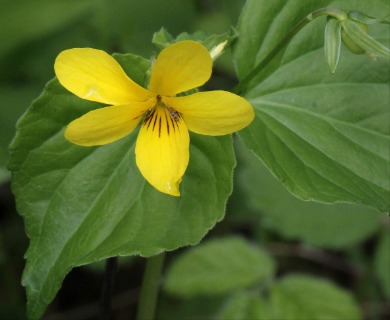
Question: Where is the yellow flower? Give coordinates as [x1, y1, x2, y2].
[54, 41, 254, 196]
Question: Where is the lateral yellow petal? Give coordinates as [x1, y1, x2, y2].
[149, 41, 212, 96]
[55, 48, 153, 105]
[164, 91, 255, 136]
[135, 104, 190, 196]
[65, 99, 156, 146]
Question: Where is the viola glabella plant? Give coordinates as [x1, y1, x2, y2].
[7, 0, 389, 319]
[55, 41, 254, 196]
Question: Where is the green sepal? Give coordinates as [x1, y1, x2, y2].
[341, 21, 368, 55]
[324, 18, 342, 73]
[342, 19, 390, 58]
[348, 10, 390, 25]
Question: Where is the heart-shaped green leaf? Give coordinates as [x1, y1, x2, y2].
[8, 54, 236, 319]
[233, 0, 390, 212]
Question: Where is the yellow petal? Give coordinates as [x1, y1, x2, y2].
[164, 91, 255, 136]
[149, 41, 212, 96]
[135, 104, 190, 196]
[55, 48, 153, 105]
[65, 99, 156, 146]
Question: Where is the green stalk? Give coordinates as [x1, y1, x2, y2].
[234, 7, 348, 94]
[136, 252, 166, 320]
[100, 257, 118, 320]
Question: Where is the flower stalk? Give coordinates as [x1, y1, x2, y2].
[136, 253, 166, 320]
[100, 257, 118, 320]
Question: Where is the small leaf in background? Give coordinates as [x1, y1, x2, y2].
[233, 0, 390, 212]
[216, 291, 268, 320]
[152, 28, 175, 50]
[374, 230, 390, 298]
[8, 54, 236, 319]
[235, 139, 383, 249]
[152, 28, 237, 60]
[267, 274, 362, 320]
[324, 18, 342, 73]
[164, 237, 275, 296]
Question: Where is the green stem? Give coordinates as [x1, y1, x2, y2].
[233, 7, 348, 94]
[136, 252, 166, 320]
[100, 257, 118, 320]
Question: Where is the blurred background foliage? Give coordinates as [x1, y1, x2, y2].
[0, 0, 388, 319]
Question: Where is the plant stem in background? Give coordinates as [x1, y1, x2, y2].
[100, 257, 119, 320]
[136, 253, 166, 320]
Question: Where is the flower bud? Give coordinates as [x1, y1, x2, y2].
[341, 19, 390, 58]
[324, 18, 342, 73]
[341, 21, 368, 54]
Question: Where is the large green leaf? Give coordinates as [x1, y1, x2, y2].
[164, 237, 275, 296]
[8, 54, 236, 319]
[233, 0, 390, 212]
[235, 139, 382, 249]
[267, 274, 362, 320]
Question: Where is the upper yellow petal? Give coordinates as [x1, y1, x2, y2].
[55, 48, 153, 105]
[135, 104, 190, 196]
[149, 41, 212, 96]
[164, 91, 255, 136]
[65, 99, 156, 146]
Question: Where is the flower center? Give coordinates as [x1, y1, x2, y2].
[142, 97, 182, 137]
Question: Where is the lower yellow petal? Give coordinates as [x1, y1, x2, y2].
[65, 99, 156, 146]
[164, 91, 255, 136]
[135, 104, 190, 196]
[55, 48, 153, 105]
